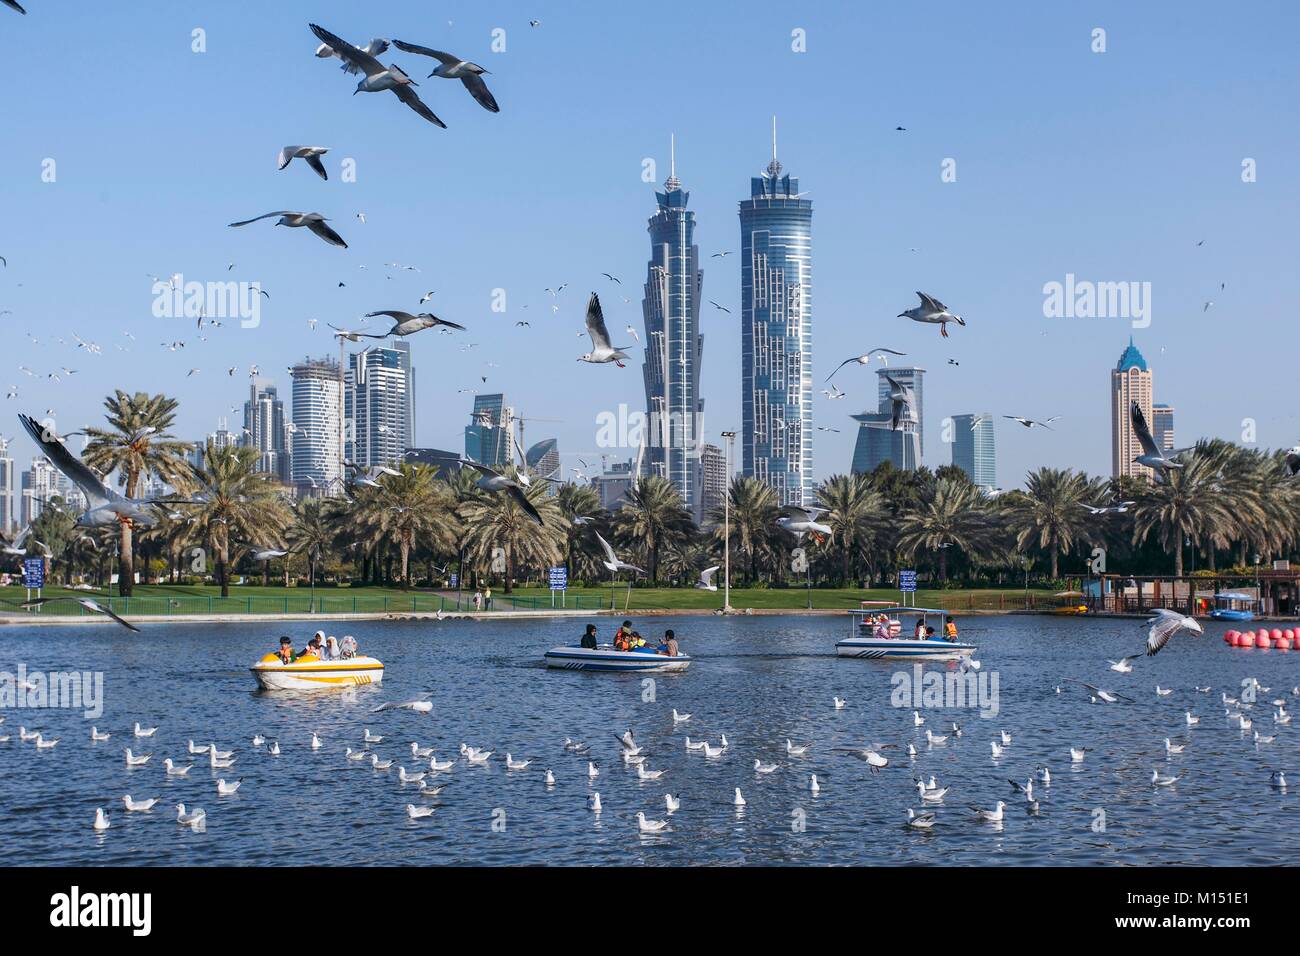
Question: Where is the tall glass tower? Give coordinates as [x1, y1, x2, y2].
[952, 414, 996, 489]
[345, 340, 414, 469]
[640, 136, 705, 518]
[739, 119, 813, 505]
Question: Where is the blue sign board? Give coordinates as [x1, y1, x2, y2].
[449, 573, 458, 589]
[898, 570, 917, 593]
[548, 567, 568, 591]
[23, 558, 45, 589]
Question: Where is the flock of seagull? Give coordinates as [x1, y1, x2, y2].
[0, 601, 1293, 855]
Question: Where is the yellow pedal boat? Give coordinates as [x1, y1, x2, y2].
[250, 653, 384, 690]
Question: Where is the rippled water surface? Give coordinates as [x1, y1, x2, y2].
[1, 612, 1297, 866]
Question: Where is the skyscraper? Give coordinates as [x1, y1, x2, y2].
[0, 436, 14, 534]
[464, 393, 513, 468]
[850, 367, 925, 473]
[739, 119, 813, 506]
[21, 457, 60, 526]
[243, 378, 291, 483]
[640, 136, 705, 519]
[952, 414, 996, 489]
[525, 438, 560, 479]
[1153, 404, 1175, 451]
[1111, 338, 1153, 481]
[291, 356, 343, 494]
[346, 340, 414, 469]
[699, 442, 727, 522]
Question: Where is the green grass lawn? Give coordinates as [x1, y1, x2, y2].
[0, 581, 1060, 617]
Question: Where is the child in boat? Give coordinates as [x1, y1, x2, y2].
[943, 616, 959, 642]
[658, 629, 680, 657]
[275, 636, 295, 664]
[580, 625, 598, 649]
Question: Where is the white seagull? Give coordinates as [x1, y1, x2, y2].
[309, 24, 446, 128]
[390, 40, 501, 112]
[899, 291, 965, 338]
[277, 145, 330, 180]
[825, 347, 907, 382]
[1144, 608, 1202, 657]
[577, 293, 632, 366]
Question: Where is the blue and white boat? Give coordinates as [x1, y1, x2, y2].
[1209, 592, 1256, 622]
[544, 644, 692, 672]
[836, 607, 976, 661]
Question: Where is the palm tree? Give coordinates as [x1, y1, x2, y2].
[707, 477, 779, 585]
[187, 442, 292, 596]
[816, 473, 886, 585]
[612, 475, 695, 584]
[1007, 467, 1107, 579]
[457, 479, 566, 593]
[288, 497, 337, 595]
[556, 482, 604, 581]
[81, 391, 193, 596]
[372, 464, 459, 587]
[1130, 452, 1235, 577]
[895, 477, 999, 582]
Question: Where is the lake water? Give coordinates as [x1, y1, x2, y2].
[1, 612, 1296, 866]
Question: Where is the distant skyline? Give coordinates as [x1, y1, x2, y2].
[3, 1, 1299, 491]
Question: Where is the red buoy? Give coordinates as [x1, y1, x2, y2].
[1256, 632, 1272, 648]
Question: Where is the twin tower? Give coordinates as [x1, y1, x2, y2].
[638, 123, 813, 519]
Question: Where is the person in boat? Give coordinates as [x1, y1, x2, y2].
[340, 635, 357, 659]
[943, 616, 959, 642]
[298, 630, 325, 659]
[613, 621, 634, 651]
[924, 626, 937, 641]
[913, 618, 926, 639]
[322, 635, 340, 660]
[275, 636, 296, 664]
[580, 624, 598, 650]
[658, 629, 680, 657]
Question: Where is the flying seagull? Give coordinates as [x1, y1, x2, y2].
[776, 506, 832, 539]
[885, 376, 917, 430]
[277, 145, 330, 180]
[459, 459, 544, 526]
[1130, 402, 1191, 474]
[695, 565, 720, 591]
[314, 35, 389, 73]
[343, 311, 467, 337]
[390, 40, 500, 112]
[578, 293, 631, 366]
[15, 414, 188, 529]
[228, 211, 347, 248]
[899, 291, 965, 338]
[1144, 608, 1203, 657]
[1060, 678, 1133, 703]
[23, 597, 140, 632]
[1003, 415, 1060, 430]
[309, 24, 446, 129]
[825, 348, 907, 382]
[594, 531, 645, 576]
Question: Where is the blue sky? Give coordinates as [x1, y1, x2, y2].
[2, 0, 1298, 488]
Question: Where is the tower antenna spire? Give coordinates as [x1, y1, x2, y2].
[766, 116, 783, 180]
[665, 133, 681, 190]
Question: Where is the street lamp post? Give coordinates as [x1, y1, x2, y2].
[721, 430, 736, 613]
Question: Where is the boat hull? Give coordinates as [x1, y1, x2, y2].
[544, 646, 691, 672]
[250, 656, 384, 690]
[1210, 609, 1254, 622]
[835, 638, 976, 661]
